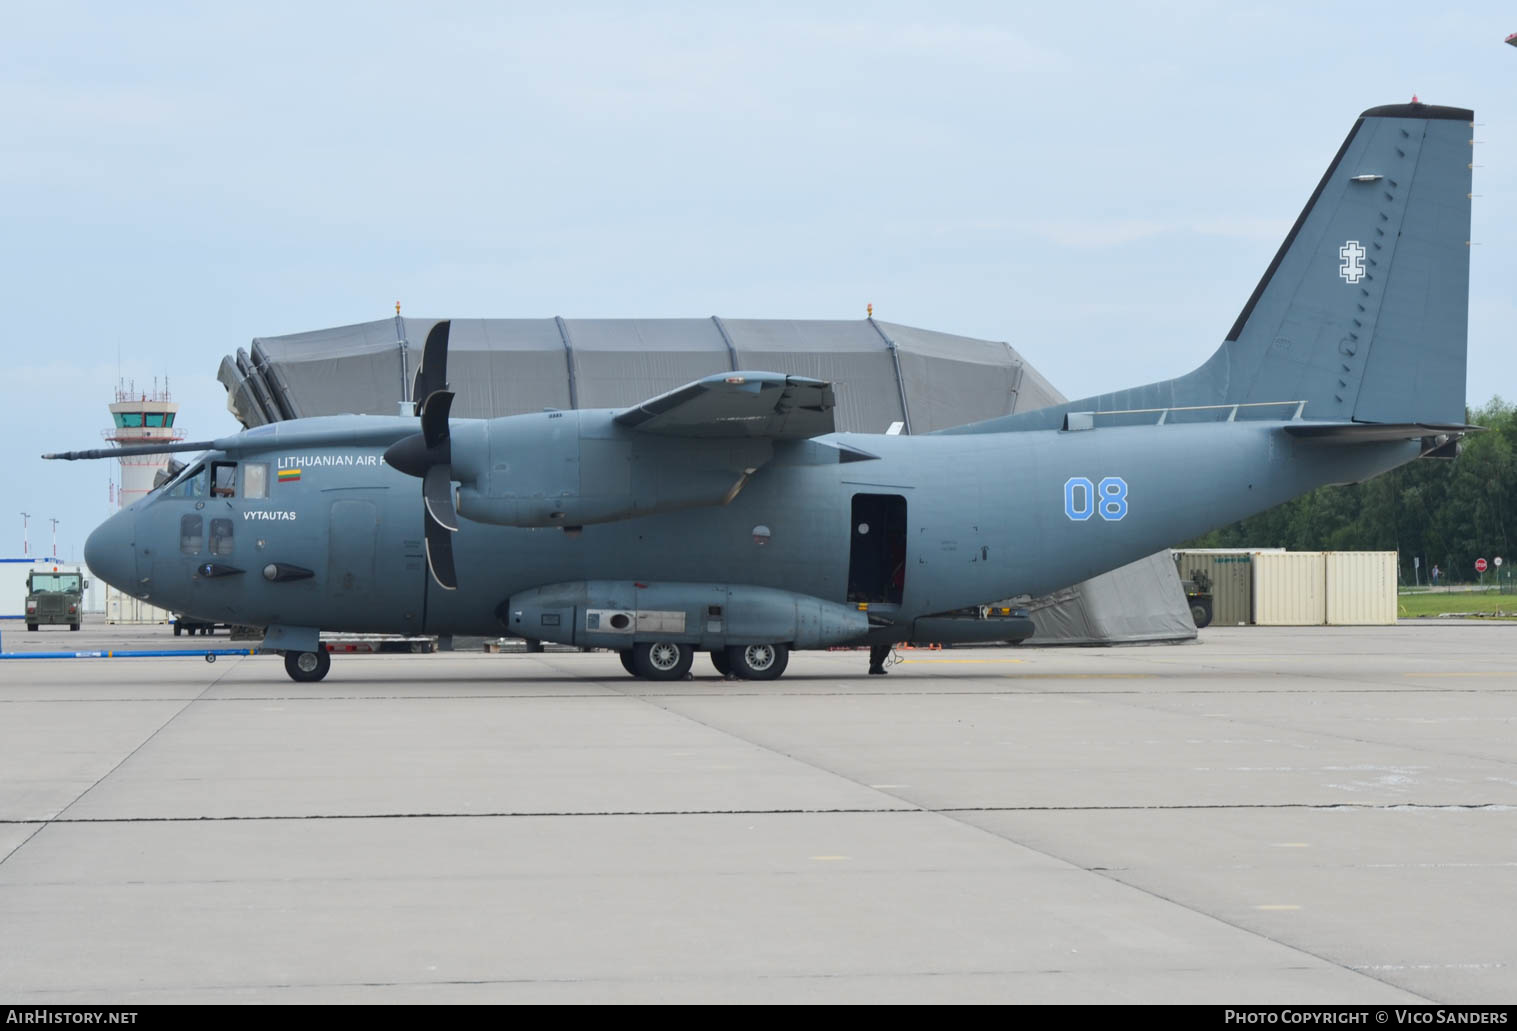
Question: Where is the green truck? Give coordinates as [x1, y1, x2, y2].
[26, 570, 86, 631]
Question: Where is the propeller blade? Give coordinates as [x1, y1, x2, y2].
[424, 511, 458, 590]
[396, 320, 461, 590]
[412, 320, 451, 407]
[421, 389, 454, 450]
[423, 464, 459, 532]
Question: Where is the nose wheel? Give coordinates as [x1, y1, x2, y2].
[284, 649, 331, 682]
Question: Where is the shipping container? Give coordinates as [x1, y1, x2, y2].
[1252, 551, 1326, 625]
[1326, 551, 1397, 625]
[104, 586, 171, 625]
[1171, 550, 1256, 626]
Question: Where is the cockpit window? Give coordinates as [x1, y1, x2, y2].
[165, 463, 208, 499]
[243, 463, 268, 500]
[210, 462, 237, 498]
[150, 458, 187, 495]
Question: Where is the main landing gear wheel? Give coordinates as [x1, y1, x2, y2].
[632, 641, 693, 681]
[619, 650, 638, 677]
[726, 643, 788, 681]
[709, 650, 731, 677]
[284, 649, 331, 683]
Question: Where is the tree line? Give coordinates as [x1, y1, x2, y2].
[1183, 398, 1515, 586]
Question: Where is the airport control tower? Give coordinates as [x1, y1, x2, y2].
[103, 381, 181, 624]
[106, 380, 183, 507]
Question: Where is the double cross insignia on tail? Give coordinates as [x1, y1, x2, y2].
[1338, 240, 1366, 284]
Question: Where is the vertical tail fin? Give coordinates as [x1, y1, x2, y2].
[1217, 102, 1472, 425]
[944, 103, 1473, 434]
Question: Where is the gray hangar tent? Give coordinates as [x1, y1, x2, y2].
[217, 316, 1194, 645]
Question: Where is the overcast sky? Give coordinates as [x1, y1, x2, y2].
[4, 2, 1514, 562]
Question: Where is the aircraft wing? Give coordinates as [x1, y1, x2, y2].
[613, 372, 835, 439]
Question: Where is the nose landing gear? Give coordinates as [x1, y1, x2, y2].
[283, 649, 331, 682]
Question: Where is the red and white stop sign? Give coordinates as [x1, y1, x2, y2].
[1476, 558, 1488, 572]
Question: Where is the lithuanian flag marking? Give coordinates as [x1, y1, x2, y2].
[278, 469, 302, 483]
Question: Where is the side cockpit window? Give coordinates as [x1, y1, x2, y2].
[211, 462, 237, 498]
[243, 463, 268, 499]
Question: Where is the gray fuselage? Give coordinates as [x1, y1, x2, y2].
[91, 418, 1416, 641]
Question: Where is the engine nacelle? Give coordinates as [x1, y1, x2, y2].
[451, 412, 772, 528]
[503, 581, 871, 651]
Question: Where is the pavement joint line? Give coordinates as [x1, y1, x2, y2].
[3, 801, 1511, 825]
[0, 653, 252, 870]
[1003, 841, 1436, 1003]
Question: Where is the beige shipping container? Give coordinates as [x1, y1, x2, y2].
[1171, 550, 1256, 626]
[1326, 551, 1397, 624]
[105, 586, 171, 625]
[1252, 551, 1326, 625]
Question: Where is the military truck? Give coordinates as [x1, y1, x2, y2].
[1179, 568, 1214, 629]
[25, 569, 86, 631]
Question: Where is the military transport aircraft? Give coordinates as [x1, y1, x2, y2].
[51, 102, 1476, 683]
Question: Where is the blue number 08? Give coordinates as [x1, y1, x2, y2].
[1065, 476, 1128, 521]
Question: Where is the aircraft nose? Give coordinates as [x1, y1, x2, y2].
[84, 509, 136, 593]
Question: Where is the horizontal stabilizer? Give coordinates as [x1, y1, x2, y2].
[1283, 421, 1479, 444]
[614, 372, 835, 439]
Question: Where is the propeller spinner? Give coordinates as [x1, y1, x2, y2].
[384, 320, 460, 589]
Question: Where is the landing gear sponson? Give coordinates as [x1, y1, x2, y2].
[503, 582, 1035, 682]
[506, 582, 859, 683]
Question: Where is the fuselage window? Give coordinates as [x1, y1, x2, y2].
[180, 514, 204, 555]
[243, 463, 268, 499]
[209, 518, 234, 556]
[210, 462, 237, 498]
[166, 464, 208, 499]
